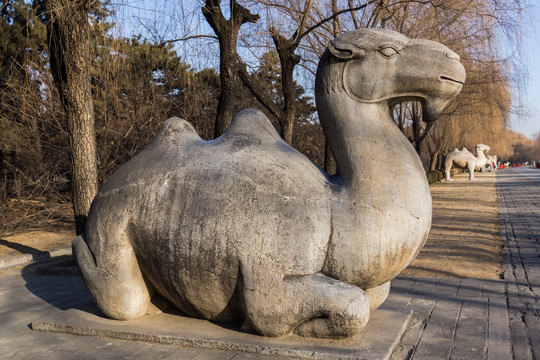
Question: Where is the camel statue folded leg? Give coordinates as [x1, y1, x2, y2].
[73, 28, 465, 339]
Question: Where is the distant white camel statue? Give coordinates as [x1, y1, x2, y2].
[486, 155, 497, 171]
[443, 147, 476, 181]
[443, 144, 490, 181]
[473, 144, 491, 171]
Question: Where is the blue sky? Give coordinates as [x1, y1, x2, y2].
[508, 1, 540, 139]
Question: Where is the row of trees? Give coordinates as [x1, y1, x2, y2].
[0, 0, 538, 234]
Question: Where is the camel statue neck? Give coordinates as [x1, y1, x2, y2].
[317, 90, 418, 190]
[476, 147, 486, 159]
[315, 81, 431, 288]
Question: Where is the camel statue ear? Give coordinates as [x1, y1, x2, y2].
[328, 41, 366, 60]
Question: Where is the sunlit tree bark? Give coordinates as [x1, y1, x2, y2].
[45, 0, 98, 235]
[202, 0, 259, 138]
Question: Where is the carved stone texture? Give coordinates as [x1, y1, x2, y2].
[443, 144, 490, 181]
[73, 28, 465, 339]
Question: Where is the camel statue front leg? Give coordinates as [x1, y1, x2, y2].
[467, 161, 477, 180]
[73, 233, 152, 320]
[240, 259, 370, 338]
[444, 162, 454, 181]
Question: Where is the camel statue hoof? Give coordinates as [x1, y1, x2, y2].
[74, 28, 464, 339]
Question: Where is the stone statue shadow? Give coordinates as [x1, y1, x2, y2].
[0, 238, 48, 259]
[20, 257, 100, 315]
[19, 259, 258, 334]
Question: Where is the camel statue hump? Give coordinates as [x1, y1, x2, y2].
[152, 117, 202, 146]
[219, 108, 282, 147]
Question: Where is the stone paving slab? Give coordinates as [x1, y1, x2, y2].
[31, 295, 413, 360]
[389, 275, 513, 360]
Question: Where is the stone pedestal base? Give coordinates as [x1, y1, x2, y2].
[32, 297, 412, 360]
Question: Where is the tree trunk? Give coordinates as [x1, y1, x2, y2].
[29, 115, 44, 172]
[45, 0, 98, 235]
[271, 31, 301, 145]
[429, 151, 439, 171]
[202, 0, 259, 138]
[0, 150, 5, 207]
[213, 38, 239, 138]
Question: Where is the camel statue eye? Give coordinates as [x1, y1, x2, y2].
[378, 47, 399, 58]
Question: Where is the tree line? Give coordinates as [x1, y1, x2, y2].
[0, 0, 539, 234]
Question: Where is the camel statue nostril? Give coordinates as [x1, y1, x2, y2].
[444, 50, 460, 61]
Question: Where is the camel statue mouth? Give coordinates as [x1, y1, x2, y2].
[387, 92, 458, 123]
[418, 75, 464, 122]
[342, 69, 465, 123]
[439, 75, 464, 85]
[420, 96, 454, 123]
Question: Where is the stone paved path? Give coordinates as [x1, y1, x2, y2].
[0, 167, 538, 359]
[388, 167, 539, 360]
[389, 167, 539, 360]
[388, 276, 509, 360]
[497, 167, 540, 360]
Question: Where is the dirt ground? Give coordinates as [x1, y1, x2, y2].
[401, 170, 501, 279]
[0, 171, 502, 279]
[0, 229, 75, 257]
[0, 199, 76, 259]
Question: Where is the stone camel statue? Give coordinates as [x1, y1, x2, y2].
[474, 144, 491, 171]
[72, 29, 465, 339]
[443, 144, 490, 181]
[486, 155, 498, 171]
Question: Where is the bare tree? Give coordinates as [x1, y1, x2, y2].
[131, 0, 524, 168]
[202, 0, 259, 138]
[45, 0, 99, 235]
[237, 0, 372, 147]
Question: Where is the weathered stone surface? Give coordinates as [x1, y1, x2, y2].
[443, 144, 490, 181]
[72, 28, 465, 338]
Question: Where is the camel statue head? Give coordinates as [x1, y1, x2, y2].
[316, 28, 466, 122]
[475, 144, 490, 154]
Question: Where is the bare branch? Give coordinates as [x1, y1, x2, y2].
[157, 34, 218, 47]
[236, 56, 282, 120]
[294, 2, 371, 47]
